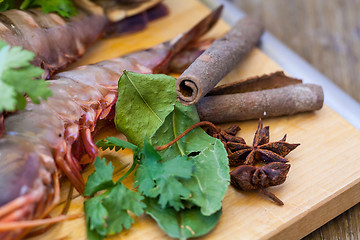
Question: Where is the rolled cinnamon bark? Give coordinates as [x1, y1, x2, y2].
[176, 16, 264, 105]
[196, 84, 324, 123]
[207, 71, 303, 95]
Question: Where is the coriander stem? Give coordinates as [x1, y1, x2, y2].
[118, 158, 138, 183]
[155, 121, 218, 151]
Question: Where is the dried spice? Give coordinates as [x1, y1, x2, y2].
[176, 16, 264, 105]
[230, 162, 290, 205]
[169, 39, 214, 73]
[160, 119, 298, 206]
[197, 83, 324, 124]
[206, 124, 245, 147]
[226, 119, 300, 167]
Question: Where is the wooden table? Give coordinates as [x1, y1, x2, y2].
[230, 0, 360, 239]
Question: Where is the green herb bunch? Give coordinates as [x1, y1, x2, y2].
[0, 0, 77, 17]
[84, 71, 230, 240]
[0, 0, 78, 112]
[0, 41, 51, 112]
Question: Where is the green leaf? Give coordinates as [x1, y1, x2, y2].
[151, 107, 230, 216]
[0, 80, 16, 111]
[86, 225, 103, 240]
[84, 147, 145, 238]
[84, 183, 145, 239]
[0, 0, 15, 11]
[113, 72, 229, 237]
[145, 198, 222, 240]
[102, 184, 145, 234]
[134, 141, 162, 194]
[96, 137, 139, 153]
[183, 140, 230, 216]
[114, 71, 199, 146]
[84, 157, 114, 196]
[85, 195, 109, 237]
[15, 92, 27, 110]
[96, 137, 141, 183]
[151, 106, 216, 160]
[0, 41, 51, 112]
[20, 0, 77, 18]
[135, 141, 193, 210]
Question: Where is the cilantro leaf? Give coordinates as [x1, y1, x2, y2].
[85, 195, 108, 237]
[96, 137, 141, 183]
[0, 81, 16, 110]
[84, 155, 145, 239]
[103, 184, 145, 234]
[0, 0, 15, 11]
[84, 157, 114, 196]
[96, 137, 139, 153]
[135, 141, 193, 210]
[85, 184, 145, 240]
[0, 42, 52, 112]
[20, 0, 77, 18]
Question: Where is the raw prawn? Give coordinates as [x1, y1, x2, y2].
[0, 0, 164, 138]
[0, 6, 222, 239]
[0, 0, 162, 78]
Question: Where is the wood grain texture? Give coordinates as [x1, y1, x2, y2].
[29, 1, 360, 239]
[229, 1, 360, 239]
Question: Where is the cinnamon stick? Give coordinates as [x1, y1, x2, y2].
[196, 83, 324, 123]
[176, 16, 264, 105]
[207, 71, 302, 95]
[170, 39, 214, 73]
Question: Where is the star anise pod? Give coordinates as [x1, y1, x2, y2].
[230, 162, 290, 205]
[206, 124, 245, 147]
[227, 119, 300, 167]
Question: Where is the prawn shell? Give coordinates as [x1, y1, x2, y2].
[0, 8, 108, 78]
[0, 135, 53, 206]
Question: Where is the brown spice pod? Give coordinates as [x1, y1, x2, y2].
[176, 16, 264, 106]
[196, 83, 324, 123]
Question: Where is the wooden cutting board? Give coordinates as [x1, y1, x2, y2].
[31, 0, 360, 239]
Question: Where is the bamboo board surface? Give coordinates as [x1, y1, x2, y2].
[32, 0, 360, 239]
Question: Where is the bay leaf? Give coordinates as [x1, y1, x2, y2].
[115, 71, 198, 146]
[150, 106, 215, 160]
[183, 140, 230, 216]
[144, 198, 222, 240]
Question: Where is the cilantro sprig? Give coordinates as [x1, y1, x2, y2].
[135, 141, 193, 211]
[0, 41, 52, 112]
[84, 156, 145, 240]
[86, 138, 196, 240]
[0, 0, 77, 18]
[0, 0, 15, 11]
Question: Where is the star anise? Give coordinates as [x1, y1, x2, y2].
[226, 119, 300, 167]
[230, 162, 290, 205]
[206, 124, 245, 147]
